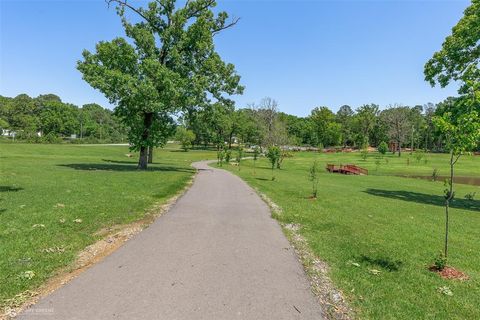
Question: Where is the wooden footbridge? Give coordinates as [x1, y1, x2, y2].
[326, 164, 368, 175]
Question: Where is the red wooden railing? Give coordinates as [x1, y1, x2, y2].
[326, 163, 368, 175]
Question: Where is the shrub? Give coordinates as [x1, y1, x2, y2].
[360, 148, 368, 161]
[236, 147, 243, 162]
[433, 252, 447, 271]
[277, 150, 292, 169]
[317, 143, 324, 153]
[464, 192, 476, 201]
[253, 146, 259, 161]
[217, 150, 225, 166]
[414, 150, 425, 162]
[235, 147, 243, 170]
[225, 150, 232, 163]
[42, 133, 62, 144]
[431, 168, 439, 181]
[266, 146, 281, 180]
[378, 141, 388, 155]
[83, 136, 100, 144]
[175, 127, 195, 151]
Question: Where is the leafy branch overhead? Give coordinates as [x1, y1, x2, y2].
[424, 0, 480, 95]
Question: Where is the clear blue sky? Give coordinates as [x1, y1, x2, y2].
[0, 0, 470, 116]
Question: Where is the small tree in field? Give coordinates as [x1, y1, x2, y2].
[433, 107, 480, 262]
[277, 150, 293, 169]
[378, 141, 388, 155]
[175, 127, 196, 151]
[266, 146, 281, 181]
[424, 0, 480, 264]
[360, 148, 368, 161]
[252, 146, 259, 175]
[217, 149, 225, 166]
[225, 149, 232, 163]
[236, 147, 243, 170]
[309, 160, 320, 198]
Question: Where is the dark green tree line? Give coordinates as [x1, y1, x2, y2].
[0, 93, 127, 142]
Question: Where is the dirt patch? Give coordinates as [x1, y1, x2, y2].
[429, 266, 469, 281]
[259, 193, 354, 320]
[1, 176, 196, 320]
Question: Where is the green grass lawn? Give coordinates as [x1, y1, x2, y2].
[0, 143, 214, 308]
[297, 150, 480, 178]
[221, 151, 480, 319]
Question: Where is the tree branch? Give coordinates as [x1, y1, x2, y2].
[184, 0, 215, 19]
[213, 17, 240, 35]
[106, 0, 151, 23]
[452, 153, 462, 166]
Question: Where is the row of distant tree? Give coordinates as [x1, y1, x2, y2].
[1, 93, 477, 154]
[0, 94, 127, 143]
[181, 96, 478, 154]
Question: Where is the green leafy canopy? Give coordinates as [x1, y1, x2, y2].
[424, 0, 480, 95]
[77, 0, 243, 153]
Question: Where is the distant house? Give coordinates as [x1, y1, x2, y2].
[1, 129, 42, 138]
[1, 129, 15, 137]
[388, 140, 399, 153]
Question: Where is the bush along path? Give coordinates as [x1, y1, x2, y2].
[17, 161, 323, 320]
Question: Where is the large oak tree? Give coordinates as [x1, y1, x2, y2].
[78, 0, 243, 169]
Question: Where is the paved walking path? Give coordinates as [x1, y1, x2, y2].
[19, 161, 323, 319]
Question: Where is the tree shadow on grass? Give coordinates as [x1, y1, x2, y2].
[364, 189, 480, 212]
[0, 196, 7, 214]
[0, 186, 23, 192]
[102, 159, 176, 166]
[102, 159, 137, 164]
[58, 163, 194, 173]
[357, 254, 404, 272]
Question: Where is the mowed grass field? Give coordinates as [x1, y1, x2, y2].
[221, 151, 480, 319]
[0, 143, 214, 309]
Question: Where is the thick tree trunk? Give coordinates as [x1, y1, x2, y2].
[137, 112, 154, 170]
[148, 147, 153, 164]
[138, 146, 148, 170]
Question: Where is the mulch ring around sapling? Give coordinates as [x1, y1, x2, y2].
[429, 265, 469, 281]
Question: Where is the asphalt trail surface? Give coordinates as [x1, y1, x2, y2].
[19, 161, 323, 319]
